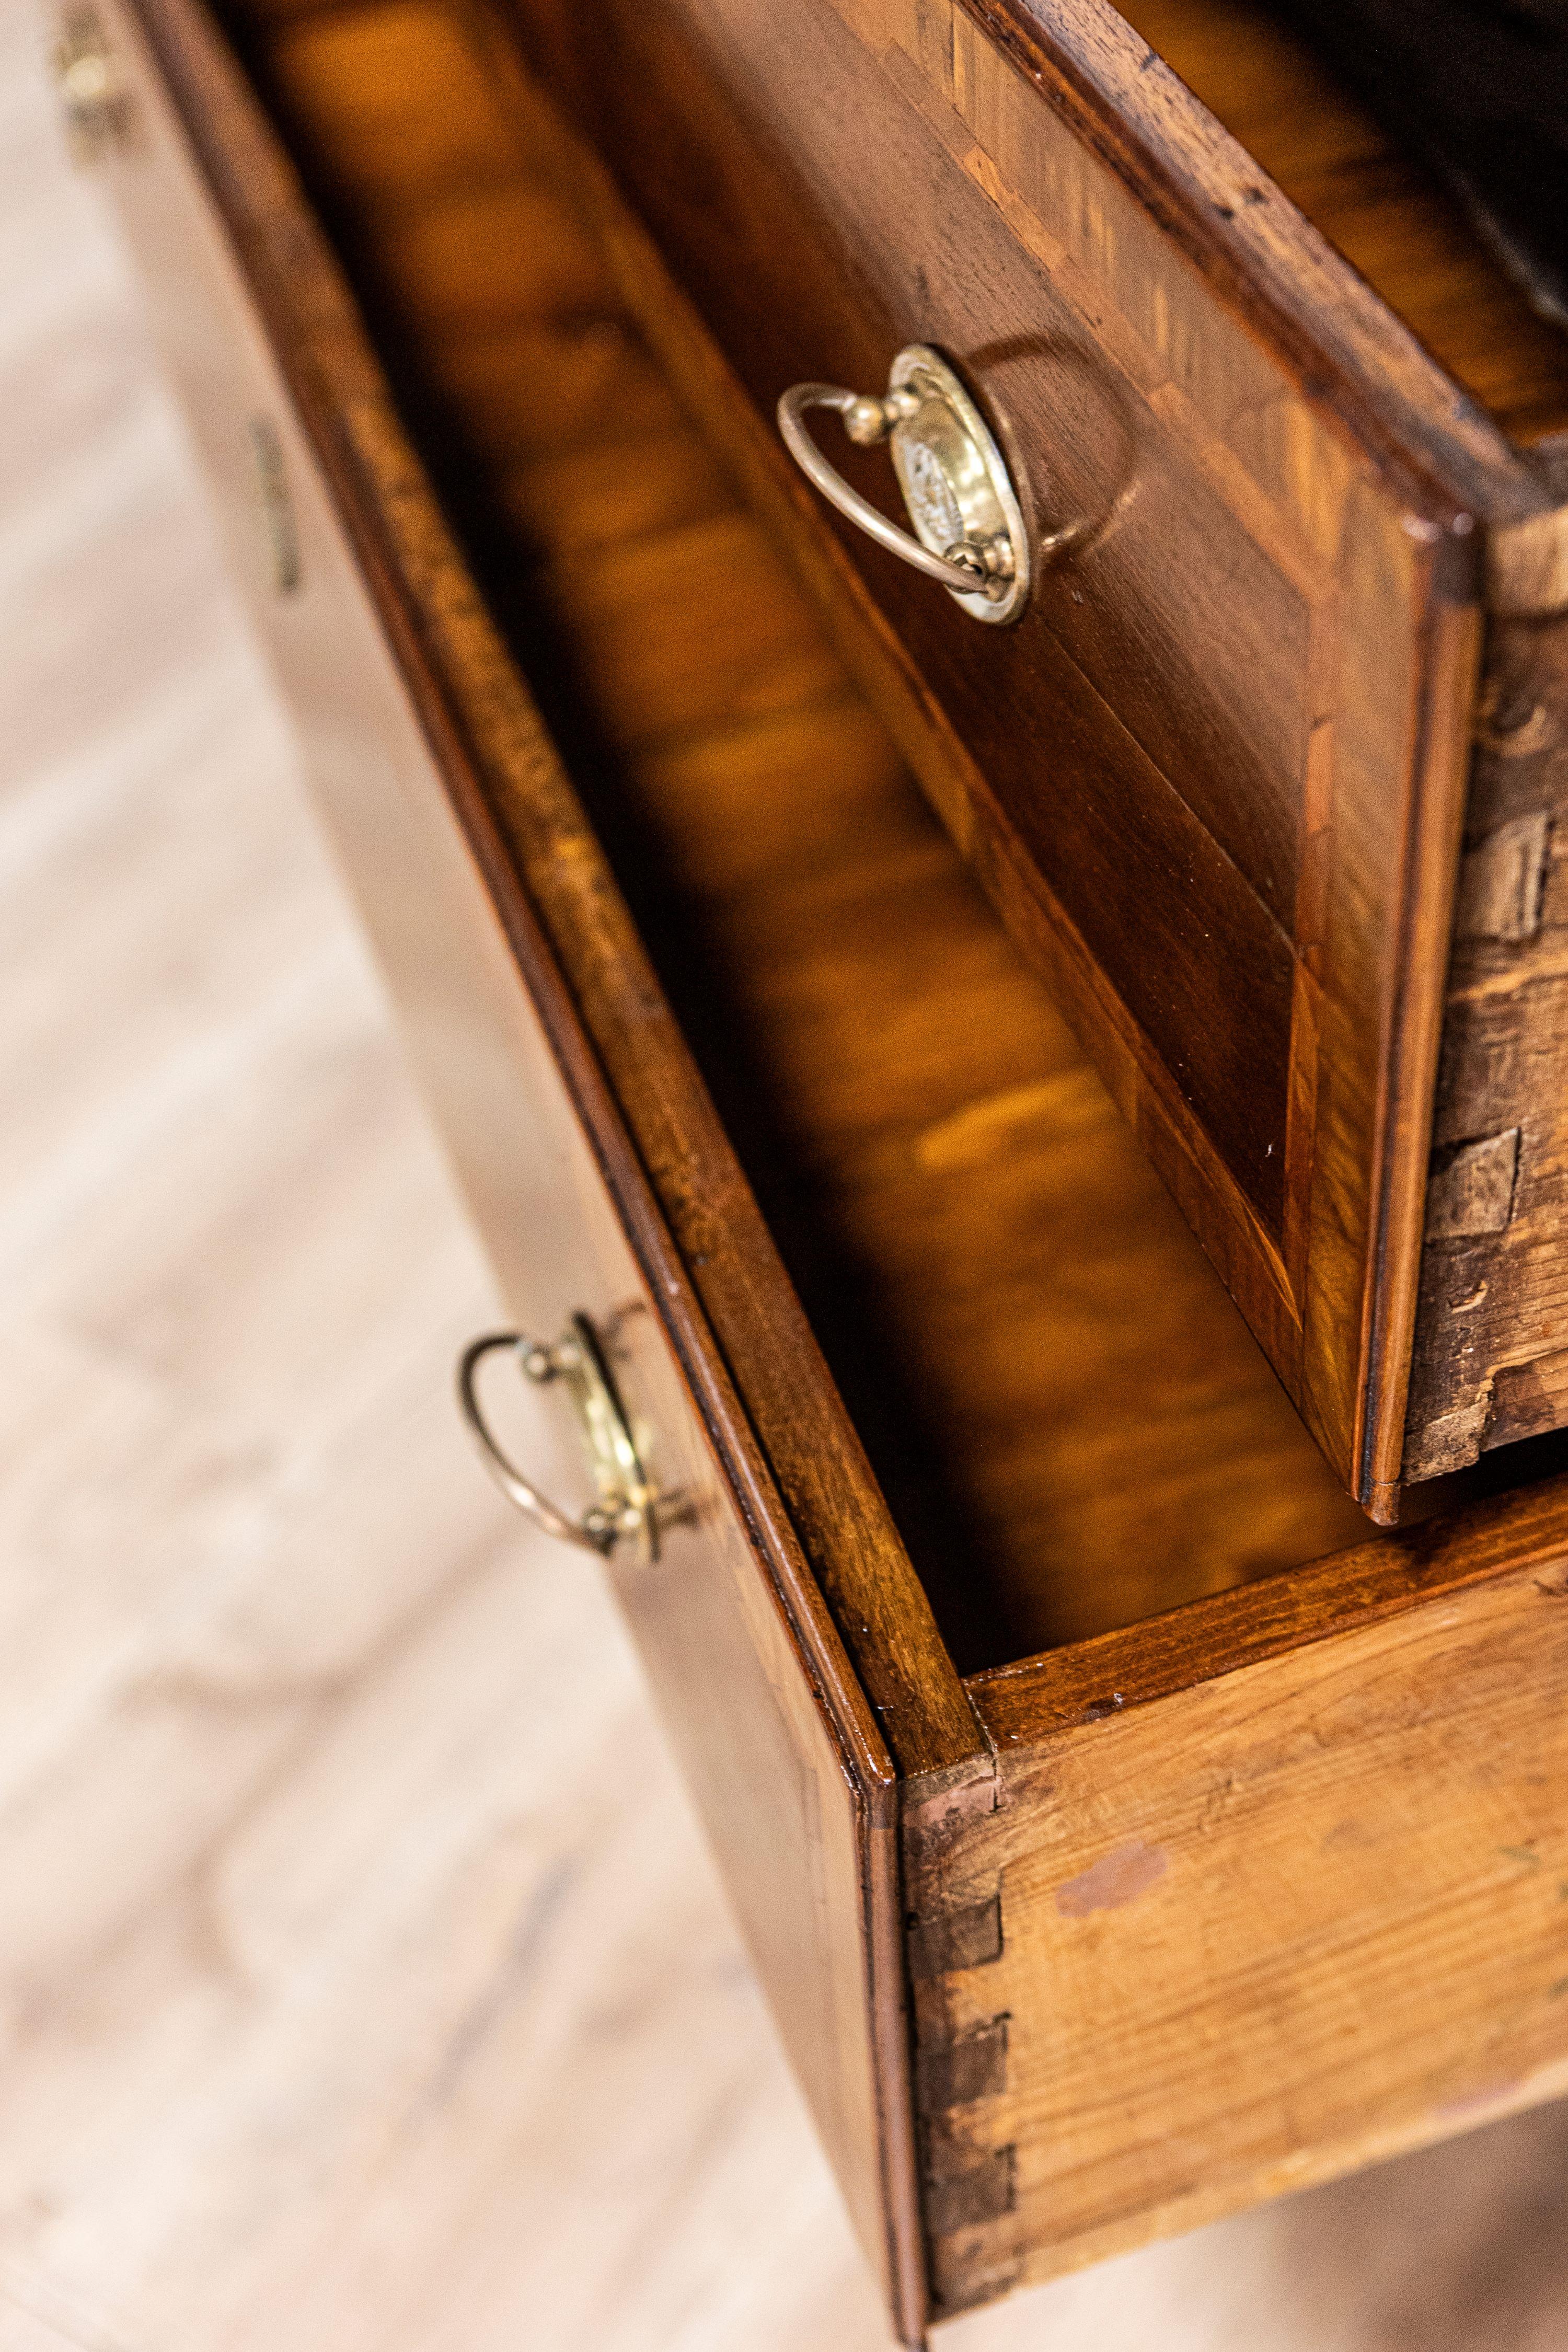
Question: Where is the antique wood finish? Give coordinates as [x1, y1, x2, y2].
[911, 1481, 1568, 2314]
[88, 0, 949, 2330]
[486, 0, 1568, 1513]
[380, 0, 1568, 1520]
[1117, 0, 1568, 448]
[85, 0, 1568, 2333]
[98, 0, 986, 1768]
[183, 4, 1568, 1525]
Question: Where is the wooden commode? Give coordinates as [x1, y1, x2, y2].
[58, 0, 1568, 2335]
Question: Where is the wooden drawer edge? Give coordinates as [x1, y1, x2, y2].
[917, 1484, 1568, 2313]
[95, 0, 1000, 2328]
[966, 1471, 1568, 1743]
[957, 0, 1567, 544]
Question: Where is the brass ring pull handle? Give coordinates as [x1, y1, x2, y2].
[776, 345, 1030, 624]
[457, 1315, 664, 1564]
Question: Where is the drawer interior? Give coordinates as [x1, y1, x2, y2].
[1118, 0, 1568, 446]
[222, 0, 1568, 1677]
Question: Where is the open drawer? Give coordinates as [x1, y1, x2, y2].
[73, 0, 1568, 2335]
[477, 0, 1568, 1523]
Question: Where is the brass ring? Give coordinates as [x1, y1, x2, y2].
[777, 383, 989, 592]
[776, 347, 1030, 624]
[457, 1323, 656, 1560]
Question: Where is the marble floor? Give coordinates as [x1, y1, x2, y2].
[4, 0, 1568, 2344]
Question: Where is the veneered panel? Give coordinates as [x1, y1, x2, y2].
[735, 4, 1319, 934]
[985, 627, 1296, 1227]
[505, 0, 1316, 1232]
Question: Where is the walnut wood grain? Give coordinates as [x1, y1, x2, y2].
[129, 0, 990, 1787]
[219, 0, 1568, 1525]
[94, 0, 1568, 2325]
[1099, 8, 1568, 1494]
[1098, 15, 1568, 1506]
[228, 0, 1376, 1664]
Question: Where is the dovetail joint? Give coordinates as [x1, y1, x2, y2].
[923, 2138, 1016, 2235]
[907, 1892, 1002, 1979]
[916, 2013, 1009, 2112]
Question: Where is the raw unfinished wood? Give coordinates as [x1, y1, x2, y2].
[1404, 583, 1568, 1478]
[911, 1482, 1568, 2315]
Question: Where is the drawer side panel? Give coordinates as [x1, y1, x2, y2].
[918, 1497, 1568, 2314]
[1404, 545, 1568, 1483]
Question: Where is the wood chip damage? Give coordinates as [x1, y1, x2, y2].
[901, 1758, 1022, 2316]
[1404, 495, 1568, 1482]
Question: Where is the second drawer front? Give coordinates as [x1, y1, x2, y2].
[85, 0, 918, 2324]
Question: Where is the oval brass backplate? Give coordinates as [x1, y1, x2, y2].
[777, 344, 1030, 620]
[53, 7, 137, 161]
[885, 347, 1029, 624]
[544, 1312, 659, 1564]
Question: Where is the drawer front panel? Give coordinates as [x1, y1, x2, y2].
[501, 0, 1503, 1505]
[86, 1, 925, 2327]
